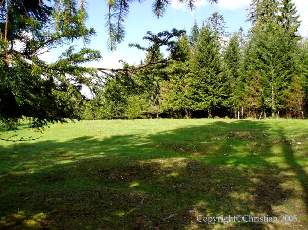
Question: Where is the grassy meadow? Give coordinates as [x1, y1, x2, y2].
[0, 119, 307, 229]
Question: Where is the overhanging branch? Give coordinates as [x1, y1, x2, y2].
[96, 58, 170, 77]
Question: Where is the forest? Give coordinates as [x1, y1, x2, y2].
[0, 0, 307, 129]
[82, 0, 308, 120]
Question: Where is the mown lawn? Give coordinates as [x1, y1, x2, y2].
[0, 119, 307, 229]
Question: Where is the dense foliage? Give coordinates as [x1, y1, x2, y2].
[0, 0, 307, 125]
[85, 0, 307, 119]
[0, 0, 101, 127]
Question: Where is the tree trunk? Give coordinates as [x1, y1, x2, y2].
[3, 0, 9, 66]
[259, 111, 263, 120]
[208, 109, 212, 118]
[271, 81, 276, 118]
[185, 109, 190, 119]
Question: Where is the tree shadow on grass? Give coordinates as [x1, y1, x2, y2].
[276, 127, 308, 215]
[0, 120, 307, 229]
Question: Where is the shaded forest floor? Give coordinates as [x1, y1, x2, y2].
[0, 119, 307, 229]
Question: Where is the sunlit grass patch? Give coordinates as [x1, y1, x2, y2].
[0, 119, 307, 229]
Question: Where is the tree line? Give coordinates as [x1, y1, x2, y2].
[83, 0, 308, 119]
[0, 0, 307, 129]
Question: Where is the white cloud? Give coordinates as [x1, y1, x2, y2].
[217, 0, 250, 10]
[38, 49, 56, 63]
[96, 52, 124, 69]
[85, 49, 144, 70]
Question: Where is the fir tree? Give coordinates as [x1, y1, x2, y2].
[244, 73, 265, 118]
[189, 22, 199, 48]
[190, 25, 223, 117]
[249, 0, 279, 25]
[223, 33, 242, 118]
[278, 0, 301, 36]
[160, 35, 192, 117]
[284, 75, 305, 118]
[245, 0, 301, 117]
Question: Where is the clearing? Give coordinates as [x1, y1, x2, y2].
[0, 119, 307, 229]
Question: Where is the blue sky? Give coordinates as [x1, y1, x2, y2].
[41, 0, 308, 68]
[85, 0, 251, 68]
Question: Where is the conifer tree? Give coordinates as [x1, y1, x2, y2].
[160, 35, 192, 117]
[0, 0, 100, 127]
[189, 22, 199, 48]
[245, 0, 301, 117]
[298, 40, 308, 117]
[278, 0, 301, 36]
[223, 33, 242, 118]
[284, 75, 305, 118]
[190, 25, 223, 117]
[249, 0, 279, 24]
[244, 73, 264, 118]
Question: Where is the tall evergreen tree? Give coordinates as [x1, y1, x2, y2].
[189, 22, 199, 48]
[190, 25, 223, 117]
[128, 29, 185, 118]
[244, 22, 288, 117]
[297, 40, 308, 117]
[249, 0, 279, 24]
[278, 0, 300, 36]
[245, 73, 265, 118]
[223, 33, 243, 118]
[245, 0, 301, 117]
[284, 75, 305, 118]
[206, 12, 226, 38]
[160, 35, 192, 117]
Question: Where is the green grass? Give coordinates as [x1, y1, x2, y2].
[0, 119, 307, 229]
